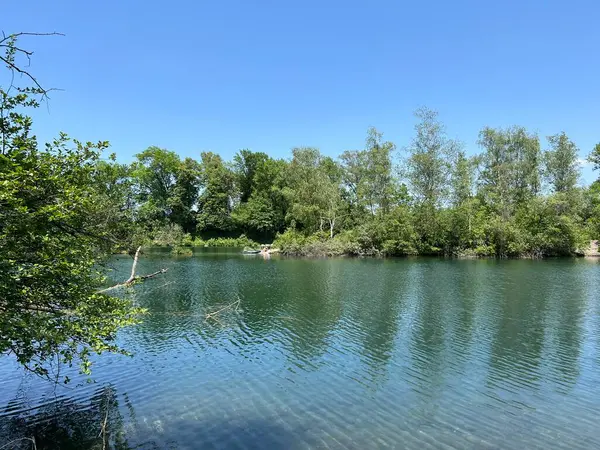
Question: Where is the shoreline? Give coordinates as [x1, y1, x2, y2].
[116, 246, 599, 260]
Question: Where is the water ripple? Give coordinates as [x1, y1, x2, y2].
[1, 257, 600, 449]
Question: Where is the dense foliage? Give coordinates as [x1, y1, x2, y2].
[106, 111, 599, 258]
[0, 34, 143, 380]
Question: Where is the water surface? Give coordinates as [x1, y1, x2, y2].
[1, 255, 600, 449]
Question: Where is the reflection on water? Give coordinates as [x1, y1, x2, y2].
[0, 385, 130, 450]
[1, 256, 600, 449]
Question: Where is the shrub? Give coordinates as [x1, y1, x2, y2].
[150, 223, 191, 247]
[171, 246, 193, 256]
[272, 229, 309, 255]
[273, 229, 369, 257]
[192, 234, 259, 248]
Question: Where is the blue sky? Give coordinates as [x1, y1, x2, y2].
[4, 0, 599, 183]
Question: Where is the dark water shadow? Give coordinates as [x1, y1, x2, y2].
[0, 385, 305, 450]
[0, 385, 129, 450]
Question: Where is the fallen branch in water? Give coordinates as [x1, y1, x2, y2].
[97, 386, 117, 450]
[205, 298, 241, 321]
[97, 247, 168, 293]
[207, 314, 225, 327]
[100, 404, 109, 450]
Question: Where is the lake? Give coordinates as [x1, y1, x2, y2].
[1, 254, 600, 449]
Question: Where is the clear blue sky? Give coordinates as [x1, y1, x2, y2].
[4, 0, 599, 183]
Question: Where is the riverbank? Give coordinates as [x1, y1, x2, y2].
[270, 229, 598, 259]
[133, 227, 599, 259]
[134, 235, 261, 255]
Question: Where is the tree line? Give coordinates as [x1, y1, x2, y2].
[2, 32, 600, 382]
[98, 108, 600, 257]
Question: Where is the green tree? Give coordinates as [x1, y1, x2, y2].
[131, 147, 201, 233]
[197, 152, 236, 234]
[585, 144, 600, 239]
[451, 151, 475, 206]
[478, 126, 541, 217]
[447, 197, 488, 254]
[362, 127, 397, 215]
[588, 142, 600, 175]
[405, 108, 458, 207]
[284, 147, 343, 234]
[0, 34, 142, 379]
[583, 181, 600, 239]
[515, 196, 586, 257]
[511, 127, 542, 201]
[404, 108, 458, 253]
[231, 151, 289, 239]
[478, 127, 512, 216]
[447, 152, 485, 254]
[90, 156, 138, 246]
[544, 133, 580, 193]
[170, 157, 201, 233]
[131, 146, 181, 223]
[339, 149, 369, 226]
[339, 150, 365, 198]
[232, 195, 280, 236]
[376, 206, 418, 255]
[233, 149, 269, 203]
[235, 157, 288, 237]
[339, 128, 397, 220]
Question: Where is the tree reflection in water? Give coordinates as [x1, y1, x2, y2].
[0, 385, 131, 450]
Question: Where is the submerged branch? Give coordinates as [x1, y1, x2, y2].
[205, 298, 241, 321]
[0, 437, 37, 450]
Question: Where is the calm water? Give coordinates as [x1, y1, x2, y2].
[1, 254, 600, 449]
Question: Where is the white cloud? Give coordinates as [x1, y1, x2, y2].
[577, 158, 590, 166]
